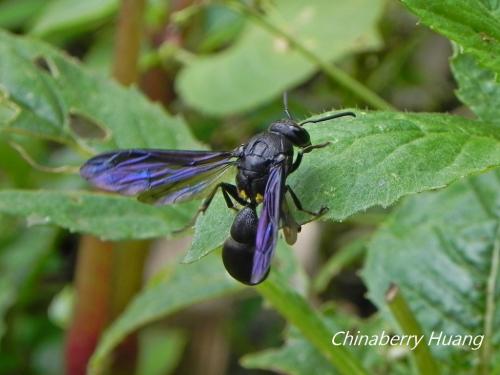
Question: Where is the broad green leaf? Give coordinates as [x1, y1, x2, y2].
[362, 171, 500, 371]
[89, 252, 243, 375]
[255, 272, 367, 375]
[187, 111, 500, 261]
[0, 0, 46, 30]
[199, 5, 245, 52]
[313, 236, 367, 293]
[242, 311, 409, 375]
[91, 240, 305, 373]
[451, 51, 500, 128]
[176, 0, 383, 115]
[242, 334, 337, 375]
[137, 328, 187, 375]
[0, 190, 195, 241]
[0, 91, 19, 125]
[401, 0, 500, 75]
[0, 227, 58, 344]
[184, 194, 236, 262]
[83, 28, 114, 75]
[0, 30, 199, 151]
[29, 0, 118, 41]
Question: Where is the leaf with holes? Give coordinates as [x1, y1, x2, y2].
[186, 111, 500, 261]
[0, 30, 199, 151]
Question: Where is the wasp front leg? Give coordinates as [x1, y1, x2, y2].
[290, 141, 331, 174]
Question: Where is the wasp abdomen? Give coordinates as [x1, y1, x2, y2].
[222, 206, 268, 285]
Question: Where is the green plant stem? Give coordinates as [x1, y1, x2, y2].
[113, 0, 146, 85]
[385, 284, 441, 375]
[312, 237, 367, 293]
[256, 272, 368, 375]
[479, 225, 500, 375]
[228, 1, 395, 111]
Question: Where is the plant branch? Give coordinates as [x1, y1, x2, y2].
[112, 0, 147, 85]
[386, 284, 441, 375]
[479, 224, 500, 375]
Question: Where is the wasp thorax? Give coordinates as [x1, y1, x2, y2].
[269, 119, 311, 147]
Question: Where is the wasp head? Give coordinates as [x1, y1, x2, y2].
[269, 119, 311, 148]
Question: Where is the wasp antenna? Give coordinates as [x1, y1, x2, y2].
[299, 111, 356, 126]
[283, 91, 293, 120]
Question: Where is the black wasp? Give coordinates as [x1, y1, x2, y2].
[80, 94, 355, 285]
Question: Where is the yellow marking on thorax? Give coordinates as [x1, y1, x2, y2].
[256, 193, 264, 203]
[238, 189, 248, 200]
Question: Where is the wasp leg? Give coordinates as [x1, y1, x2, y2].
[290, 141, 331, 174]
[286, 185, 328, 217]
[175, 183, 246, 233]
[303, 141, 331, 154]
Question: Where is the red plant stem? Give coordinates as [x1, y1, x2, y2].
[65, 1, 147, 374]
[65, 237, 113, 375]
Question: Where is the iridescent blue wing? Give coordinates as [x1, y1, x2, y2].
[137, 161, 235, 205]
[251, 161, 286, 284]
[80, 149, 237, 205]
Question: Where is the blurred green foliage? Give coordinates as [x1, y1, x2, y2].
[0, 1, 499, 375]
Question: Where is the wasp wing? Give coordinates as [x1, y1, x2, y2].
[250, 161, 286, 284]
[281, 198, 300, 245]
[80, 149, 237, 205]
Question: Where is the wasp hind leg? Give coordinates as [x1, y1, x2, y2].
[174, 183, 246, 233]
[286, 185, 328, 218]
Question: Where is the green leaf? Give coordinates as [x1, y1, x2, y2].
[243, 307, 411, 375]
[137, 328, 187, 375]
[89, 252, 243, 375]
[0, 90, 20, 125]
[187, 111, 500, 262]
[0, 227, 58, 344]
[198, 5, 245, 52]
[451, 51, 500, 128]
[176, 0, 383, 115]
[0, 190, 196, 241]
[184, 194, 236, 263]
[0, 0, 46, 30]
[401, 0, 500, 75]
[255, 272, 367, 375]
[312, 236, 367, 293]
[29, 0, 118, 41]
[242, 333, 337, 375]
[362, 171, 500, 371]
[0, 30, 199, 151]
